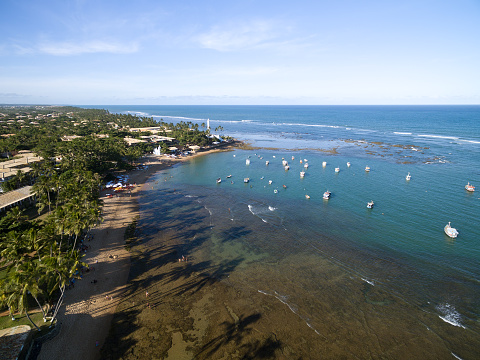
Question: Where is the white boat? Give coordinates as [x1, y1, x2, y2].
[444, 222, 459, 238]
[226, 175, 232, 178]
[216, 178, 222, 184]
[367, 201, 374, 208]
[274, 189, 278, 194]
[246, 159, 250, 165]
[347, 162, 351, 167]
[292, 156, 295, 160]
[284, 165, 290, 171]
[265, 160, 269, 165]
[305, 194, 310, 199]
[244, 178, 250, 183]
[300, 171, 305, 178]
[282, 160, 288, 166]
[465, 182, 475, 192]
[322, 161, 327, 167]
[335, 167, 340, 173]
[406, 172, 411, 181]
[323, 191, 331, 200]
[304, 163, 309, 169]
[268, 180, 273, 185]
[365, 166, 370, 172]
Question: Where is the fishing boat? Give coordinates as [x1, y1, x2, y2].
[244, 178, 250, 183]
[367, 201, 374, 208]
[305, 194, 310, 199]
[465, 182, 475, 192]
[365, 166, 370, 172]
[335, 167, 340, 173]
[216, 178, 222, 184]
[444, 222, 459, 238]
[246, 159, 250, 165]
[406, 172, 411, 181]
[322, 161, 327, 167]
[300, 171, 305, 178]
[347, 162, 351, 167]
[323, 191, 331, 200]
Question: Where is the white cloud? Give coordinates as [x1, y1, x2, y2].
[38, 40, 139, 56]
[196, 20, 282, 52]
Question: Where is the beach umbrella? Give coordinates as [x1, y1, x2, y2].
[168, 147, 178, 151]
[189, 145, 201, 150]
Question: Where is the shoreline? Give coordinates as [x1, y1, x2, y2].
[37, 143, 239, 360]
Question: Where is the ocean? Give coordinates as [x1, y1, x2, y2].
[89, 105, 480, 358]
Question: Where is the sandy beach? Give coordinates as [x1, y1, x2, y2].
[36, 146, 237, 360]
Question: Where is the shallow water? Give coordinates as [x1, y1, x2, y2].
[102, 105, 480, 358]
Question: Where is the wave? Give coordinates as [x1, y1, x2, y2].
[247, 203, 283, 226]
[153, 115, 207, 122]
[393, 132, 413, 135]
[458, 139, 480, 145]
[436, 303, 466, 328]
[361, 278, 375, 286]
[258, 290, 325, 338]
[418, 134, 460, 140]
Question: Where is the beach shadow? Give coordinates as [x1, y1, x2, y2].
[100, 309, 139, 359]
[195, 312, 282, 359]
[219, 225, 252, 243]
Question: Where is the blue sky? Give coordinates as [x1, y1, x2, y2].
[1, 0, 479, 105]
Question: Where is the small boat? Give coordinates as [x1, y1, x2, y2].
[444, 222, 459, 238]
[365, 166, 370, 172]
[274, 189, 278, 194]
[260, 176, 264, 180]
[246, 159, 250, 165]
[406, 172, 411, 181]
[335, 167, 340, 173]
[292, 156, 295, 160]
[367, 201, 374, 208]
[244, 178, 250, 183]
[323, 191, 331, 200]
[265, 160, 269, 165]
[304, 163, 309, 169]
[465, 182, 475, 192]
[283, 185, 287, 189]
[216, 178, 222, 184]
[300, 159, 303, 164]
[268, 180, 273, 185]
[322, 161, 327, 167]
[282, 160, 288, 166]
[300, 171, 305, 178]
[284, 165, 290, 171]
[305, 194, 310, 199]
[226, 175, 232, 178]
[347, 162, 351, 167]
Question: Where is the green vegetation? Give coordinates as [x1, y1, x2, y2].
[0, 105, 220, 331]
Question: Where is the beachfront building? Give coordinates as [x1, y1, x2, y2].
[0, 185, 36, 212]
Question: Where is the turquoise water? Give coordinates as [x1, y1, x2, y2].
[92, 105, 480, 358]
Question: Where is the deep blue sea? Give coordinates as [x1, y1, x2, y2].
[88, 105, 480, 358]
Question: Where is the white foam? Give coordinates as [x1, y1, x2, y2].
[268, 206, 276, 211]
[361, 278, 375, 286]
[436, 303, 466, 329]
[393, 132, 413, 135]
[451, 353, 463, 360]
[418, 134, 459, 140]
[459, 139, 480, 144]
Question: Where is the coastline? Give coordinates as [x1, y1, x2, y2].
[37, 143, 238, 360]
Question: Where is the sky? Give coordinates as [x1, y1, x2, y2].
[1, 0, 479, 105]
